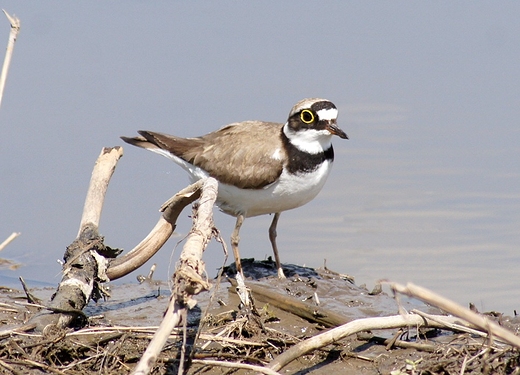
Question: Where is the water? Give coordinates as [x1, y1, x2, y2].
[1, 2, 519, 316]
[2, 85, 519, 316]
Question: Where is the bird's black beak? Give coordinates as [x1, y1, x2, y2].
[326, 121, 348, 139]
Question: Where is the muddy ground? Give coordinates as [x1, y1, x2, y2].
[1, 260, 520, 374]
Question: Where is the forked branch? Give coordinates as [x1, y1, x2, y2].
[131, 177, 218, 375]
[106, 179, 204, 280]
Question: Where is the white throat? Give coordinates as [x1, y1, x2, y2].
[282, 123, 333, 154]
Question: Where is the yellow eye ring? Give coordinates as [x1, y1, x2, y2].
[300, 109, 315, 124]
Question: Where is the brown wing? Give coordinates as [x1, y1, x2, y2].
[122, 121, 285, 189]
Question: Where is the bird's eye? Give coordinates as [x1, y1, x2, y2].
[300, 109, 315, 124]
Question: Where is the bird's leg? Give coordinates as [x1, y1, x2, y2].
[269, 212, 286, 279]
[231, 214, 245, 278]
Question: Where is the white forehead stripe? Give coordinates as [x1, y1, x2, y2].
[316, 108, 338, 121]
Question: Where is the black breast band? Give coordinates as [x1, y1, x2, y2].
[282, 135, 334, 174]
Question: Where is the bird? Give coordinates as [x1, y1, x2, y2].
[121, 98, 348, 278]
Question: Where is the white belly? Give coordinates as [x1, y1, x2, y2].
[217, 160, 333, 217]
[148, 148, 332, 218]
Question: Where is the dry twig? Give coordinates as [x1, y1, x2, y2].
[390, 282, 520, 348]
[192, 359, 282, 375]
[0, 232, 20, 252]
[268, 312, 477, 372]
[130, 177, 218, 375]
[0, 10, 20, 108]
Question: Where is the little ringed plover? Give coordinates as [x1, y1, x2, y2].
[121, 98, 348, 278]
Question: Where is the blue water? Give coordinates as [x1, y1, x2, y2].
[1, 2, 519, 315]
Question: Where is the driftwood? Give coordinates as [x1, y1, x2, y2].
[28, 147, 124, 331]
[106, 179, 204, 280]
[229, 278, 349, 327]
[0, 9, 20, 108]
[131, 177, 218, 375]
